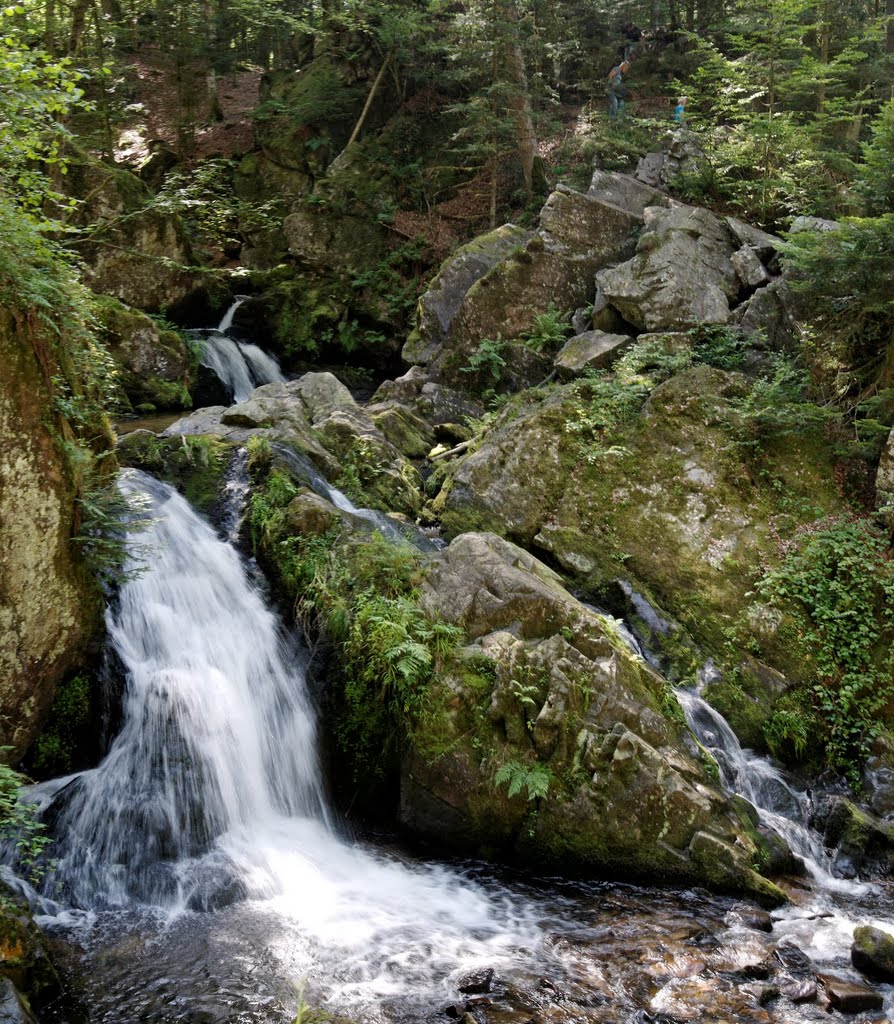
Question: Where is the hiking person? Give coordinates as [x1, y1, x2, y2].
[607, 60, 629, 118]
[674, 95, 688, 123]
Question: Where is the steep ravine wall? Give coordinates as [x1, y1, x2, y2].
[0, 309, 102, 760]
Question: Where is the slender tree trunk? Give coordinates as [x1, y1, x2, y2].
[496, 1, 536, 197]
[90, 0, 114, 158]
[339, 50, 392, 156]
[45, 0, 56, 52]
[888, 0, 894, 54]
[817, 0, 830, 114]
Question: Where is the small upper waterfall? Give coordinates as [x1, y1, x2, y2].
[197, 299, 286, 403]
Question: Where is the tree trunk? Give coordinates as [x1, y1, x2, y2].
[68, 0, 90, 55]
[496, 1, 536, 197]
[339, 51, 393, 156]
[888, 0, 894, 54]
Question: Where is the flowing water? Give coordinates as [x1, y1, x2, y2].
[197, 300, 286, 403]
[13, 472, 894, 1023]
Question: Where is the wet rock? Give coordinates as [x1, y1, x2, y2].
[819, 973, 884, 1013]
[852, 925, 894, 981]
[458, 968, 494, 994]
[780, 978, 817, 1002]
[811, 795, 894, 878]
[596, 205, 738, 331]
[740, 981, 779, 1006]
[726, 906, 773, 933]
[553, 330, 634, 380]
[773, 941, 814, 978]
[0, 977, 39, 1024]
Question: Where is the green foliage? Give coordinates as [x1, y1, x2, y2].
[74, 471, 154, 587]
[493, 759, 552, 801]
[856, 99, 894, 216]
[31, 674, 92, 776]
[758, 517, 894, 783]
[523, 305, 570, 354]
[0, 756, 50, 883]
[461, 336, 507, 385]
[689, 324, 748, 372]
[248, 463, 464, 779]
[783, 215, 894, 390]
[733, 354, 837, 444]
[565, 340, 692, 462]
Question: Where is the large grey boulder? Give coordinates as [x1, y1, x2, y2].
[596, 205, 739, 330]
[635, 131, 709, 190]
[170, 373, 423, 514]
[726, 217, 781, 259]
[554, 330, 634, 380]
[731, 246, 770, 290]
[588, 169, 671, 216]
[731, 279, 798, 351]
[404, 532, 787, 902]
[789, 215, 840, 233]
[403, 185, 642, 387]
[95, 296, 191, 410]
[403, 225, 531, 365]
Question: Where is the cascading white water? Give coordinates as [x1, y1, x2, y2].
[676, 687, 869, 894]
[41, 471, 328, 910]
[35, 469, 548, 1015]
[198, 299, 285, 403]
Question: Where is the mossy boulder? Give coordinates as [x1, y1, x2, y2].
[402, 532, 786, 903]
[432, 363, 850, 692]
[116, 431, 233, 518]
[811, 795, 894, 878]
[0, 309, 103, 759]
[405, 185, 642, 388]
[0, 886, 65, 1017]
[59, 149, 216, 317]
[852, 926, 894, 981]
[94, 296, 192, 411]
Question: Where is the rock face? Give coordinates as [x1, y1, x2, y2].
[63, 151, 213, 317]
[94, 296, 192, 411]
[403, 178, 644, 387]
[432, 364, 849, 680]
[0, 310, 101, 758]
[635, 131, 710, 190]
[402, 532, 785, 903]
[553, 330, 634, 379]
[170, 372, 422, 514]
[596, 205, 740, 330]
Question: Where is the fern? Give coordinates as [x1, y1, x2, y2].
[493, 759, 553, 801]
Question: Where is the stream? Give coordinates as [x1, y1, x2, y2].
[9, 471, 894, 1024]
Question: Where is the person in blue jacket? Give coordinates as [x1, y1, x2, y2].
[674, 96, 688, 123]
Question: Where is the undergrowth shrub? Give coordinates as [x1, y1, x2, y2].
[757, 517, 894, 786]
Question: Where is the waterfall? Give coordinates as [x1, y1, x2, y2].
[197, 299, 285, 403]
[676, 688, 868, 893]
[41, 470, 329, 910]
